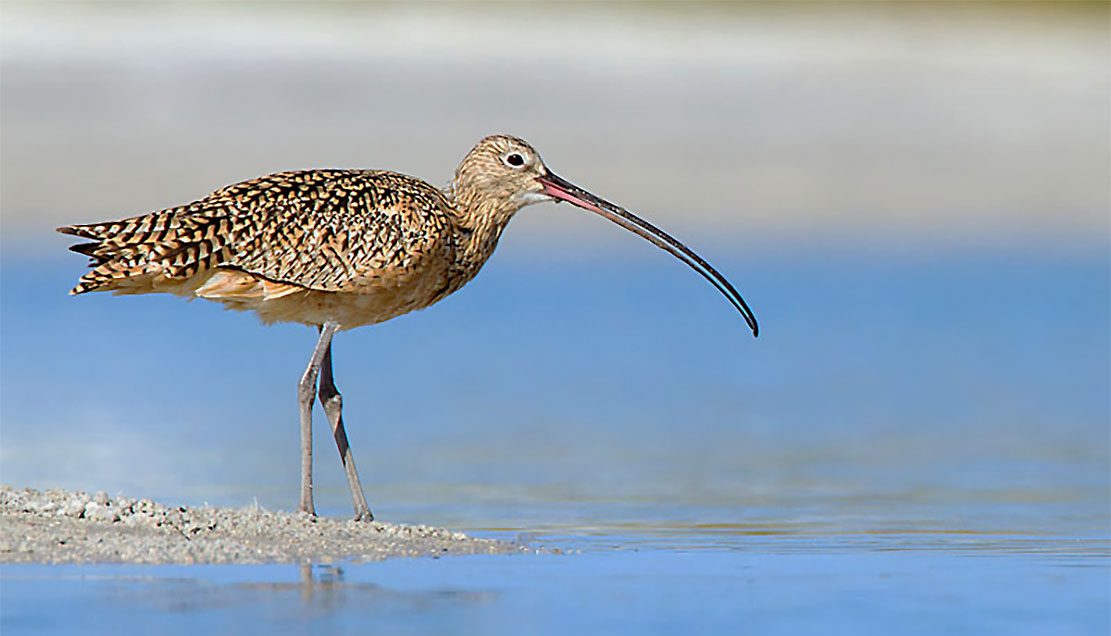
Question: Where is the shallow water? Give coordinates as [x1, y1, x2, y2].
[3, 549, 1107, 635]
[1, 244, 1108, 633]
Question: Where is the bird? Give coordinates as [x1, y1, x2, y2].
[58, 134, 758, 522]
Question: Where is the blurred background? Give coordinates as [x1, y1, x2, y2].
[1, 1, 1107, 547]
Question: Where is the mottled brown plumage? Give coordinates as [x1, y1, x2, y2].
[59, 134, 758, 521]
[60, 138, 536, 329]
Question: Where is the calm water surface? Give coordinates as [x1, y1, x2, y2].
[1, 243, 1108, 633]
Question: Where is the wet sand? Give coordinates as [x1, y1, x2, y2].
[0, 486, 526, 564]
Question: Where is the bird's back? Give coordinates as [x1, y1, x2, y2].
[60, 169, 464, 327]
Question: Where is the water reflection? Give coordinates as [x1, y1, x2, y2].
[80, 561, 499, 624]
[228, 563, 498, 618]
[294, 563, 345, 608]
[2, 549, 1106, 636]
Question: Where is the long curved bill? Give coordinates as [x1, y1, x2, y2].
[538, 171, 759, 337]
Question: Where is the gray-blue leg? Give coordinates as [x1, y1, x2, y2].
[318, 338, 374, 521]
[298, 321, 340, 516]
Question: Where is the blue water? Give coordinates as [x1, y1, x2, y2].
[3, 551, 1107, 636]
[1, 239, 1108, 633]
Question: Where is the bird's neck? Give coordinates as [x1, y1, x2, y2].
[445, 185, 520, 283]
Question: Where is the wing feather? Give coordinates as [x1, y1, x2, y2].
[59, 169, 454, 295]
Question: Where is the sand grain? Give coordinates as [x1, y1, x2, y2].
[0, 486, 525, 564]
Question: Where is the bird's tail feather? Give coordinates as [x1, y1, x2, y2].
[57, 206, 231, 295]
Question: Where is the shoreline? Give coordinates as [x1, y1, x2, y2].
[0, 486, 528, 564]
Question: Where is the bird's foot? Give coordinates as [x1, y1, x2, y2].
[352, 509, 375, 523]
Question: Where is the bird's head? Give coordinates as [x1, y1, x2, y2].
[451, 134, 759, 337]
[452, 134, 551, 214]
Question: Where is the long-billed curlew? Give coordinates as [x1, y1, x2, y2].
[59, 135, 758, 521]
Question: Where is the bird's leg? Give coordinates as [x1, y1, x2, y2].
[318, 339, 375, 522]
[298, 321, 340, 517]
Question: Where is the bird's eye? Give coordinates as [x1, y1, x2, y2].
[504, 153, 525, 167]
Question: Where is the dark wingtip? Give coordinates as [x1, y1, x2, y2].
[68, 242, 100, 256]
